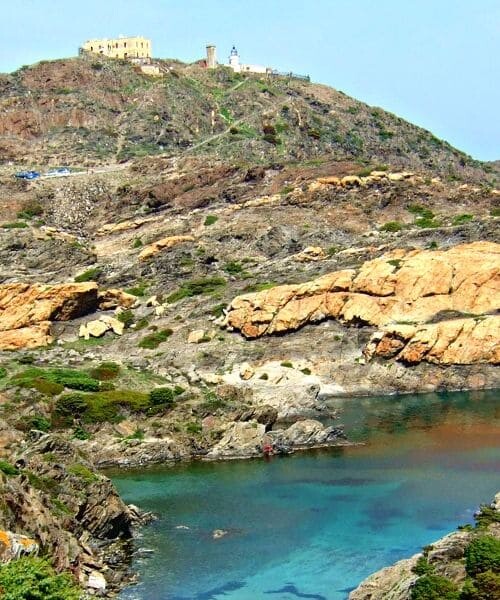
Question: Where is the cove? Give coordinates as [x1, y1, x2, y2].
[112, 390, 500, 600]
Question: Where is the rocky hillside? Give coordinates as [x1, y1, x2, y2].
[0, 55, 498, 595]
[0, 55, 497, 182]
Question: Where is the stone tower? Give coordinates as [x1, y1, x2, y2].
[206, 44, 217, 69]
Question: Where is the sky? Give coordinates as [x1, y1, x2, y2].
[1, 0, 499, 160]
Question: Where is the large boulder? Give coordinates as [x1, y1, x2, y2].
[0, 282, 99, 350]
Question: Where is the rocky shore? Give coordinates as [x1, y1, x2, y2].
[349, 493, 500, 599]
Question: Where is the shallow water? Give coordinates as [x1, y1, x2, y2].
[113, 390, 500, 600]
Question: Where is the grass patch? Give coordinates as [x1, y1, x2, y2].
[125, 281, 148, 297]
[167, 277, 226, 303]
[74, 267, 102, 282]
[1, 221, 28, 229]
[452, 213, 473, 225]
[138, 328, 173, 349]
[204, 215, 218, 226]
[280, 361, 293, 368]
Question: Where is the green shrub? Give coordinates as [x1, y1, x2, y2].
[413, 556, 434, 576]
[25, 416, 52, 432]
[138, 328, 173, 349]
[74, 267, 102, 282]
[491, 207, 500, 217]
[186, 421, 202, 434]
[259, 373, 269, 380]
[204, 215, 218, 226]
[12, 367, 100, 392]
[461, 570, 500, 600]
[132, 237, 143, 248]
[380, 221, 403, 232]
[17, 201, 43, 219]
[55, 393, 88, 417]
[125, 282, 147, 297]
[475, 504, 500, 529]
[415, 217, 441, 229]
[410, 574, 459, 599]
[465, 535, 500, 576]
[89, 362, 120, 381]
[300, 368, 312, 375]
[0, 460, 19, 476]
[72, 426, 91, 440]
[408, 204, 434, 219]
[83, 390, 151, 423]
[280, 361, 293, 368]
[452, 213, 473, 225]
[0, 556, 80, 600]
[0, 367, 7, 379]
[224, 261, 243, 275]
[68, 463, 98, 483]
[149, 387, 175, 406]
[31, 378, 64, 396]
[117, 309, 134, 328]
[166, 277, 226, 303]
[1, 221, 28, 229]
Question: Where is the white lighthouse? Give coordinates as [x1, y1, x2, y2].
[229, 46, 241, 72]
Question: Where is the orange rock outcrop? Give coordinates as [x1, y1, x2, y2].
[223, 242, 499, 365]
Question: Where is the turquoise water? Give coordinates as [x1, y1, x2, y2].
[113, 390, 500, 600]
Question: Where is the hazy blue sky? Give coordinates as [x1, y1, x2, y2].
[1, 1, 498, 160]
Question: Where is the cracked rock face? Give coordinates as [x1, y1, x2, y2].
[223, 242, 500, 365]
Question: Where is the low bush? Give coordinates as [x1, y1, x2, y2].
[149, 387, 175, 406]
[415, 217, 441, 229]
[117, 309, 134, 328]
[56, 389, 152, 424]
[138, 328, 173, 349]
[224, 261, 243, 275]
[0, 367, 7, 379]
[24, 416, 52, 432]
[1, 221, 28, 229]
[0, 460, 19, 476]
[452, 213, 473, 226]
[465, 535, 500, 577]
[68, 463, 98, 483]
[125, 281, 147, 297]
[12, 367, 100, 392]
[380, 221, 403, 232]
[0, 556, 80, 600]
[280, 361, 293, 368]
[74, 267, 102, 282]
[413, 556, 434, 576]
[89, 362, 120, 381]
[166, 277, 226, 303]
[204, 215, 218, 226]
[410, 574, 459, 599]
[461, 570, 500, 600]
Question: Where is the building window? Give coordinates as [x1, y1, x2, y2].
[124, 42, 127, 48]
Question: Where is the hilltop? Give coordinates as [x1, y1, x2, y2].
[0, 55, 497, 182]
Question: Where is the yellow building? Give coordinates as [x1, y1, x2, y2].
[80, 36, 152, 60]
